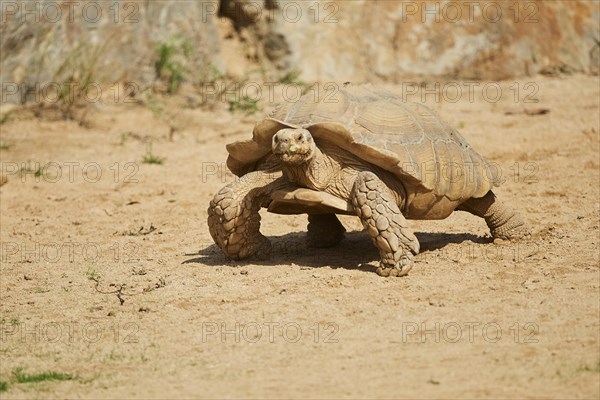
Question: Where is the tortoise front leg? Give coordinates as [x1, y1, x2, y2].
[208, 171, 284, 260]
[352, 172, 420, 277]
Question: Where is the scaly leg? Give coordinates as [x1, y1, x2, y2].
[306, 214, 346, 248]
[458, 190, 530, 240]
[352, 172, 420, 277]
[208, 171, 287, 260]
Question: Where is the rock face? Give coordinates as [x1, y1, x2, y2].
[1, 0, 221, 102]
[0, 0, 598, 102]
[224, 0, 599, 81]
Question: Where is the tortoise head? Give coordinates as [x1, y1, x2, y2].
[272, 128, 316, 165]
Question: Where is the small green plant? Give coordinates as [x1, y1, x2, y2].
[457, 121, 465, 129]
[0, 112, 10, 125]
[155, 38, 190, 94]
[85, 266, 101, 282]
[12, 368, 75, 383]
[196, 63, 250, 110]
[202, 63, 226, 82]
[278, 69, 305, 85]
[0, 381, 8, 392]
[18, 161, 55, 180]
[119, 132, 130, 145]
[19, 162, 39, 177]
[0, 142, 11, 150]
[229, 96, 259, 114]
[278, 69, 311, 97]
[142, 142, 164, 165]
[107, 351, 126, 361]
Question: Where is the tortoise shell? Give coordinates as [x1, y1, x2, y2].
[226, 84, 500, 219]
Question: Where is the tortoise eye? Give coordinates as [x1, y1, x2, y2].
[273, 135, 279, 144]
[296, 133, 303, 141]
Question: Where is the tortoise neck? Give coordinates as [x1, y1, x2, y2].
[282, 147, 334, 191]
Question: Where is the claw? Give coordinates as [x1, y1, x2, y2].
[376, 263, 412, 277]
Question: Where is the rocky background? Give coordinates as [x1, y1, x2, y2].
[0, 0, 599, 101]
[222, 0, 600, 81]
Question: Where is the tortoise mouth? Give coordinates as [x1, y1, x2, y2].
[273, 148, 314, 164]
[271, 128, 315, 164]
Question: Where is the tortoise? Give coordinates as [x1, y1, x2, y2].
[207, 84, 530, 277]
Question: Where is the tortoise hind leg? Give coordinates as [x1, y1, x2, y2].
[307, 214, 346, 248]
[458, 190, 530, 240]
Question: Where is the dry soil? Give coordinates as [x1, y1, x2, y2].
[0, 75, 599, 399]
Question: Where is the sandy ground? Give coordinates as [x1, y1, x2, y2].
[0, 75, 599, 399]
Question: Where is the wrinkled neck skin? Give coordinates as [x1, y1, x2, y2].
[280, 146, 336, 192]
[278, 141, 406, 208]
